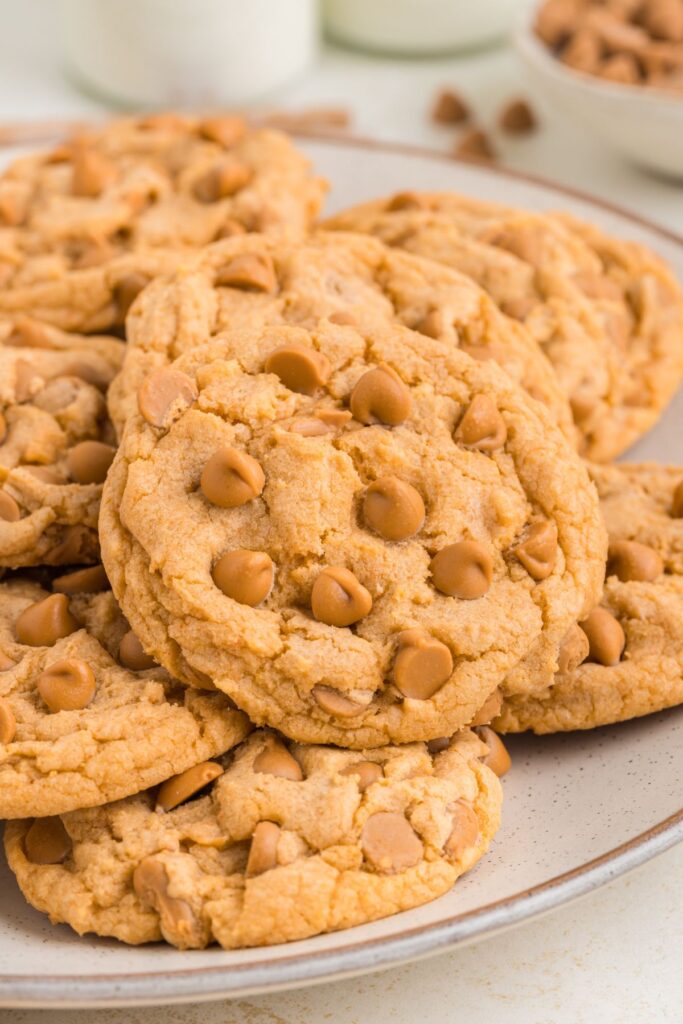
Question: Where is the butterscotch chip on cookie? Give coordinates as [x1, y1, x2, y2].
[0, 115, 326, 330]
[324, 194, 683, 461]
[100, 318, 605, 746]
[0, 320, 123, 568]
[0, 579, 250, 818]
[496, 462, 683, 732]
[4, 728, 502, 948]
[106, 231, 574, 440]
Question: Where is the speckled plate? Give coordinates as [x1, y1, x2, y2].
[0, 136, 682, 1009]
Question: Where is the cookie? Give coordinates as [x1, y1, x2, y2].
[324, 193, 683, 462]
[496, 462, 683, 732]
[0, 578, 250, 818]
[0, 318, 124, 568]
[100, 318, 605, 747]
[0, 114, 326, 330]
[4, 726, 504, 949]
[106, 230, 574, 439]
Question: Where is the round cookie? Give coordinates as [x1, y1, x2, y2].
[0, 319, 124, 568]
[496, 462, 683, 732]
[0, 578, 250, 818]
[100, 318, 606, 747]
[0, 114, 326, 330]
[325, 193, 683, 462]
[106, 230, 574, 439]
[4, 727, 504, 949]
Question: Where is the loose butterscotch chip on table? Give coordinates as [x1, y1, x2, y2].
[4, 727, 502, 949]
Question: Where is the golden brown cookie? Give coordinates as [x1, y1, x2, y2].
[106, 230, 574, 440]
[0, 114, 326, 330]
[0, 318, 123, 567]
[100, 318, 605, 747]
[325, 193, 683, 462]
[0, 578, 250, 817]
[496, 462, 683, 732]
[4, 727, 503, 949]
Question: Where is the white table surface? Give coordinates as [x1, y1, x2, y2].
[0, 2, 681, 1021]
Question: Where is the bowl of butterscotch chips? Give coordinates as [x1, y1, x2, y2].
[515, 0, 683, 177]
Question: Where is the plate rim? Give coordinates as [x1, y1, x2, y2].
[1, 133, 682, 1008]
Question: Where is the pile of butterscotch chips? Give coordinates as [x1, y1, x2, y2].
[0, 113, 682, 950]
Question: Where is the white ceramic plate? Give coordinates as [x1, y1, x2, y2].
[1, 136, 682, 1009]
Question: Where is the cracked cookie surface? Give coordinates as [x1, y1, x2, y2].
[4, 727, 502, 949]
[101, 318, 605, 746]
[106, 230, 574, 440]
[496, 462, 683, 732]
[0, 578, 250, 817]
[325, 193, 683, 462]
[0, 114, 326, 331]
[0, 318, 124, 567]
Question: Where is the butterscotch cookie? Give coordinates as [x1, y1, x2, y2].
[106, 230, 574, 439]
[496, 462, 683, 732]
[0, 578, 250, 818]
[0, 318, 124, 568]
[100, 318, 605, 747]
[324, 194, 683, 462]
[0, 114, 326, 330]
[4, 727, 503, 949]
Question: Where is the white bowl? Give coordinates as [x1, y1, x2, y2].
[515, 8, 683, 179]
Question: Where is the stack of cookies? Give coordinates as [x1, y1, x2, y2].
[1, 114, 682, 952]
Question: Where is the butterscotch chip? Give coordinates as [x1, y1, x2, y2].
[6, 316, 51, 348]
[0, 651, 16, 671]
[475, 726, 511, 777]
[24, 816, 71, 864]
[53, 565, 110, 595]
[392, 629, 453, 700]
[672, 480, 683, 517]
[561, 29, 603, 73]
[253, 739, 303, 781]
[0, 410, 6, 443]
[363, 476, 425, 541]
[444, 800, 480, 859]
[156, 761, 224, 812]
[535, 0, 580, 47]
[427, 736, 450, 754]
[15, 593, 78, 647]
[215, 253, 278, 292]
[339, 760, 383, 791]
[215, 218, 248, 240]
[37, 658, 96, 713]
[361, 812, 423, 873]
[193, 160, 252, 203]
[66, 440, 116, 485]
[581, 606, 625, 665]
[246, 821, 281, 876]
[386, 191, 427, 212]
[212, 549, 274, 606]
[4, 727, 502, 949]
[455, 394, 507, 451]
[600, 52, 642, 82]
[265, 344, 331, 395]
[114, 273, 151, 321]
[201, 447, 265, 509]
[22, 466, 63, 485]
[642, 0, 683, 41]
[312, 685, 366, 718]
[118, 629, 156, 671]
[557, 622, 590, 674]
[328, 311, 357, 326]
[287, 417, 332, 437]
[432, 89, 471, 124]
[513, 521, 558, 580]
[133, 858, 200, 946]
[0, 491, 21, 522]
[311, 566, 372, 627]
[0, 696, 16, 743]
[607, 539, 663, 582]
[430, 540, 493, 599]
[199, 115, 247, 148]
[469, 688, 502, 726]
[454, 128, 496, 162]
[499, 98, 537, 134]
[71, 147, 116, 198]
[138, 368, 198, 429]
[349, 363, 411, 426]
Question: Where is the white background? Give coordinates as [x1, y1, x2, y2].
[0, 2, 681, 1021]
